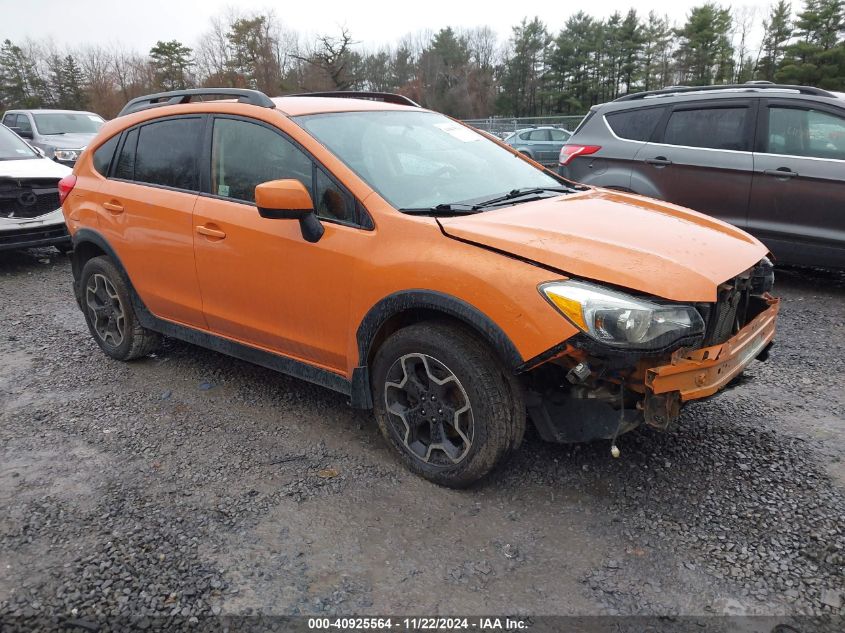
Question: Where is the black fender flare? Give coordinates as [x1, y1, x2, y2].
[351, 290, 524, 409]
[69, 228, 135, 305]
[356, 290, 523, 369]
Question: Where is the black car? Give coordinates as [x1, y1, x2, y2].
[559, 83, 845, 268]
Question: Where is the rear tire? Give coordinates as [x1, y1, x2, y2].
[79, 256, 161, 361]
[372, 322, 524, 487]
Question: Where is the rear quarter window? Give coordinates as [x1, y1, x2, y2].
[92, 135, 120, 176]
[605, 107, 665, 141]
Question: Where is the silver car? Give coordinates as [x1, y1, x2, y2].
[2, 109, 105, 167]
[504, 126, 571, 166]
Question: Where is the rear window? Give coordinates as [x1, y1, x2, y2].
[605, 107, 664, 142]
[93, 135, 120, 176]
[134, 117, 203, 191]
[663, 107, 749, 151]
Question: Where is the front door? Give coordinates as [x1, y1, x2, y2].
[192, 115, 372, 372]
[749, 100, 845, 266]
[634, 100, 756, 228]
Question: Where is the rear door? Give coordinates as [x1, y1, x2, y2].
[97, 115, 207, 327]
[749, 99, 845, 266]
[526, 129, 554, 164]
[633, 100, 757, 228]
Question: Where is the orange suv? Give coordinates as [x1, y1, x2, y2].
[60, 89, 779, 487]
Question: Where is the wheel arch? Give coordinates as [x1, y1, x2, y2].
[354, 291, 524, 408]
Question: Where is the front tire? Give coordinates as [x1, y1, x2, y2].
[372, 322, 524, 487]
[80, 256, 161, 361]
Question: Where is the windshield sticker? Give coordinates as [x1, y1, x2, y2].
[218, 184, 230, 197]
[15, 149, 28, 154]
[88, 115, 101, 122]
[434, 122, 481, 143]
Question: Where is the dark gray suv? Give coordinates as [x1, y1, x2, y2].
[559, 84, 845, 268]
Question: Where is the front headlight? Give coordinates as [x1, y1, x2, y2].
[54, 148, 83, 162]
[541, 280, 705, 350]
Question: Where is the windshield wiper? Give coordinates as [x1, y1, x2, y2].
[400, 203, 481, 216]
[469, 186, 573, 209]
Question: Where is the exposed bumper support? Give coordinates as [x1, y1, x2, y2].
[645, 297, 779, 403]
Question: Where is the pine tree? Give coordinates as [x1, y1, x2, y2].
[149, 40, 194, 91]
[0, 39, 43, 108]
[757, 1, 793, 81]
[674, 3, 734, 85]
[777, 0, 844, 88]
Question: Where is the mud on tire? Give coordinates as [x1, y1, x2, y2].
[372, 321, 525, 488]
[79, 256, 161, 361]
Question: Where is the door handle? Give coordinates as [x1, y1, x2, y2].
[196, 224, 226, 240]
[645, 156, 672, 167]
[102, 201, 124, 214]
[763, 168, 798, 179]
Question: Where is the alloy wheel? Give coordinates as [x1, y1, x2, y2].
[383, 353, 474, 465]
[85, 273, 125, 348]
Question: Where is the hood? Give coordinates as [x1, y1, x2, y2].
[0, 156, 71, 179]
[39, 133, 95, 149]
[438, 189, 768, 302]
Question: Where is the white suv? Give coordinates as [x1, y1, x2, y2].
[0, 124, 72, 253]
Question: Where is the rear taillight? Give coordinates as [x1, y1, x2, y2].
[58, 174, 77, 205]
[559, 144, 601, 166]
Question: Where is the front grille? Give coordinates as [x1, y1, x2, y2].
[0, 178, 61, 219]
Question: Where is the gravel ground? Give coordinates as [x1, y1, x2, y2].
[0, 248, 843, 631]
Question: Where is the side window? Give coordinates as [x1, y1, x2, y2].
[17, 115, 32, 133]
[3, 114, 17, 128]
[113, 128, 138, 181]
[211, 118, 311, 203]
[518, 132, 532, 141]
[605, 107, 664, 142]
[134, 117, 203, 190]
[767, 106, 845, 160]
[93, 135, 120, 176]
[528, 129, 551, 141]
[315, 168, 355, 223]
[549, 129, 570, 142]
[663, 107, 749, 151]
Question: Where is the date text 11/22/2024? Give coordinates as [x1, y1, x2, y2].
[307, 617, 529, 630]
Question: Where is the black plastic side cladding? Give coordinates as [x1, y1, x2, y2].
[355, 290, 524, 371]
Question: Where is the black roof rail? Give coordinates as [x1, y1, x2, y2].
[287, 91, 420, 107]
[614, 83, 837, 102]
[118, 88, 276, 117]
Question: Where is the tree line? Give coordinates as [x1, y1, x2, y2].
[1, 0, 843, 120]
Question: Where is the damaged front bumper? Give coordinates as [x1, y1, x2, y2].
[525, 296, 780, 444]
[642, 296, 779, 428]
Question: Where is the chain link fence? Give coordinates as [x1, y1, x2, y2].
[462, 115, 586, 139]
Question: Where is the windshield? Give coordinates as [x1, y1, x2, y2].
[33, 112, 104, 135]
[294, 110, 564, 211]
[0, 125, 37, 161]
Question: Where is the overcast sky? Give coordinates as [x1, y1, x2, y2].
[3, 0, 769, 52]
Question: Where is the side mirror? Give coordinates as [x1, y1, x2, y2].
[12, 127, 33, 140]
[255, 179, 324, 243]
